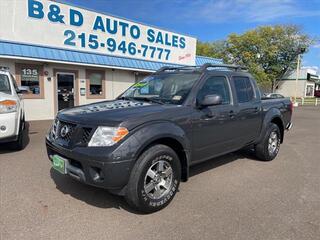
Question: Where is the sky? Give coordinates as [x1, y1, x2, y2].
[62, 0, 320, 72]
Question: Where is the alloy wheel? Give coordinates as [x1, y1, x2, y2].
[144, 160, 173, 200]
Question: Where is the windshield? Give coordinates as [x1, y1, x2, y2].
[120, 73, 200, 105]
[0, 74, 11, 94]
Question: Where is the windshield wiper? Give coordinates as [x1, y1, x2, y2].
[132, 97, 165, 105]
[118, 96, 165, 105]
[118, 96, 134, 101]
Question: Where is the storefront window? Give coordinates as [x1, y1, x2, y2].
[15, 64, 44, 98]
[306, 85, 314, 97]
[86, 70, 105, 98]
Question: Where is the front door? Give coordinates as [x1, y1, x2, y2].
[57, 73, 75, 111]
[192, 75, 237, 163]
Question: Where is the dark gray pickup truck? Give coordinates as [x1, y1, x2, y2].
[46, 64, 293, 213]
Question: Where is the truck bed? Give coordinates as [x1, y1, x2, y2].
[261, 97, 292, 129]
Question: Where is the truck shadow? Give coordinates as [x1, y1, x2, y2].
[50, 168, 139, 213]
[189, 150, 257, 178]
[50, 149, 257, 214]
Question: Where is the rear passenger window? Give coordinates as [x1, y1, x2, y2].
[197, 76, 230, 105]
[233, 77, 254, 103]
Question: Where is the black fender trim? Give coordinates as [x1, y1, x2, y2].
[125, 121, 191, 181]
[255, 108, 285, 144]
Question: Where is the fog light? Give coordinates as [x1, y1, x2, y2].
[0, 125, 6, 131]
[89, 167, 104, 182]
[92, 172, 100, 181]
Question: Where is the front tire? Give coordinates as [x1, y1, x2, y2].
[11, 120, 27, 151]
[125, 144, 181, 213]
[255, 123, 281, 161]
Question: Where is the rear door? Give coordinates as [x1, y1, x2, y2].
[191, 74, 238, 162]
[231, 76, 262, 146]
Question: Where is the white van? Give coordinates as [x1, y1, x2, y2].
[0, 67, 27, 150]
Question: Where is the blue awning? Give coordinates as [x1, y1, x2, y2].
[0, 41, 222, 71]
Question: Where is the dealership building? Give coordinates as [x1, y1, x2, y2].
[0, 0, 221, 121]
[276, 67, 320, 98]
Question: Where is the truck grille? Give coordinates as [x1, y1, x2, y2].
[57, 121, 76, 141]
[51, 120, 76, 142]
[82, 127, 93, 143]
[51, 119, 93, 145]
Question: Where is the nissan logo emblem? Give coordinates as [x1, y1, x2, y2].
[60, 125, 70, 138]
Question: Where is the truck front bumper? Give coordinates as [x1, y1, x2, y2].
[46, 138, 135, 191]
[0, 112, 19, 143]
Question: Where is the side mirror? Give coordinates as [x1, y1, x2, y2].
[199, 94, 222, 107]
[16, 86, 29, 94]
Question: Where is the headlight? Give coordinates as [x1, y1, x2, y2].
[0, 100, 17, 114]
[88, 126, 129, 147]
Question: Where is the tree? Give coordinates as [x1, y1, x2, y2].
[197, 25, 313, 91]
[196, 40, 226, 59]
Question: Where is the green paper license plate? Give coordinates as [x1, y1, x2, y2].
[52, 155, 66, 174]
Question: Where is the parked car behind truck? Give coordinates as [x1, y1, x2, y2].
[263, 93, 285, 99]
[46, 64, 293, 213]
[0, 67, 27, 150]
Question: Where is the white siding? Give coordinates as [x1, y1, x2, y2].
[276, 80, 315, 98]
[0, 57, 141, 121]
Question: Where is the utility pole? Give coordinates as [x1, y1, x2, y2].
[294, 47, 306, 106]
[294, 54, 301, 103]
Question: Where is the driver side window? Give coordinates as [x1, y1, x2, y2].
[197, 76, 231, 105]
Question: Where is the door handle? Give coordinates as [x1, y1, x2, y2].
[204, 111, 214, 119]
[254, 107, 260, 113]
[229, 110, 235, 118]
[199, 108, 215, 120]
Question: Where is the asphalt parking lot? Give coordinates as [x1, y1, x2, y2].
[0, 107, 319, 240]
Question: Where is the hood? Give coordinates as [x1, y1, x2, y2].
[0, 92, 15, 101]
[58, 99, 177, 128]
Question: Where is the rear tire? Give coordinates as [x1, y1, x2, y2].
[125, 144, 181, 213]
[255, 123, 281, 161]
